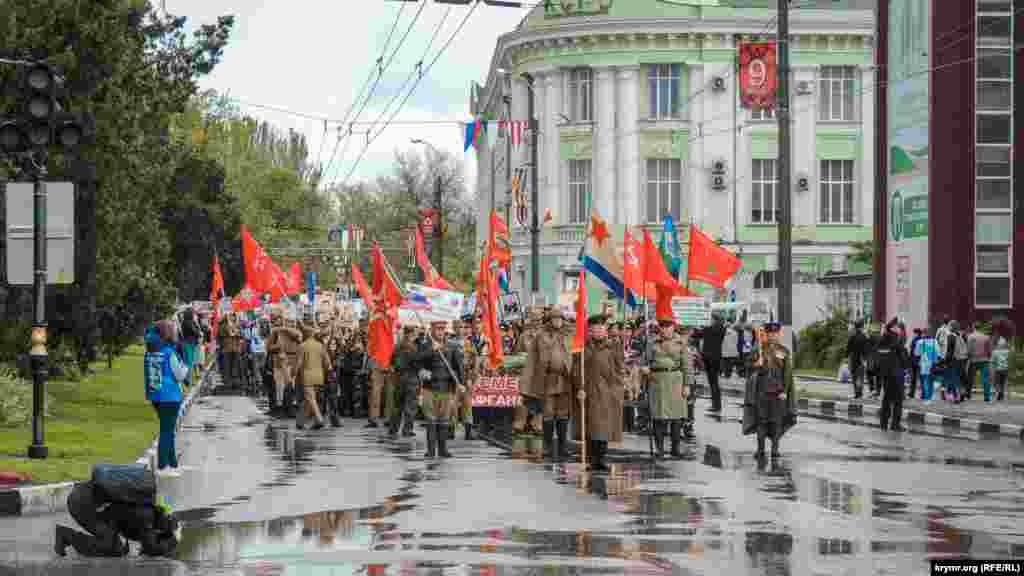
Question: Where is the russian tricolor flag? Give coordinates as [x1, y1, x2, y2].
[581, 210, 640, 308]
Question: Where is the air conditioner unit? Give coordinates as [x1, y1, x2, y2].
[796, 80, 813, 95]
[711, 175, 727, 191]
[796, 174, 810, 192]
[712, 76, 726, 92]
[711, 159, 727, 175]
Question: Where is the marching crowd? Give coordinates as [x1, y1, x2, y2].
[202, 293, 798, 472]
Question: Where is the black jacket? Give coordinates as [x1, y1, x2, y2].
[873, 333, 908, 385]
[701, 323, 726, 360]
[847, 330, 869, 367]
[417, 338, 463, 393]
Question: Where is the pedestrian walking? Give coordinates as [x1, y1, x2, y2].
[418, 319, 464, 459]
[908, 328, 923, 399]
[153, 319, 187, 476]
[220, 313, 243, 388]
[701, 314, 727, 412]
[742, 322, 796, 461]
[915, 329, 939, 401]
[967, 322, 993, 402]
[267, 309, 302, 416]
[177, 305, 202, 388]
[939, 320, 964, 402]
[640, 312, 689, 460]
[295, 322, 329, 430]
[877, 319, 910, 431]
[527, 308, 574, 461]
[847, 320, 869, 399]
[992, 336, 1010, 401]
[576, 315, 624, 472]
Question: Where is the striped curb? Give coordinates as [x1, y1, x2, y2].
[694, 384, 1024, 441]
[0, 360, 216, 518]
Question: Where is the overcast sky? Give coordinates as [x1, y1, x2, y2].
[167, 1, 534, 195]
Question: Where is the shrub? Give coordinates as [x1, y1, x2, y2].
[0, 365, 55, 427]
[795, 306, 852, 371]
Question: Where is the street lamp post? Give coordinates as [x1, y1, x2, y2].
[520, 72, 539, 303]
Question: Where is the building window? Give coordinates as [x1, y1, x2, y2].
[818, 66, 856, 122]
[819, 160, 855, 224]
[750, 107, 775, 121]
[567, 159, 591, 224]
[645, 158, 682, 223]
[563, 272, 581, 293]
[568, 68, 593, 122]
[647, 64, 681, 119]
[751, 159, 779, 224]
[975, 3, 1013, 308]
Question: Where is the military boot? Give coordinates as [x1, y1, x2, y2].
[653, 420, 666, 458]
[542, 420, 555, 459]
[591, 440, 609, 472]
[683, 418, 695, 440]
[770, 435, 780, 459]
[755, 432, 767, 460]
[424, 421, 436, 458]
[437, 421, 452, 459]
[555, 418, 569, 462]
[464, 423, 474, 441]
[670, 420, 683, 458]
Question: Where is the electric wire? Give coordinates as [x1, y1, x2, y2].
[337, 3, 481, 188]
[322, 2, 409, 183]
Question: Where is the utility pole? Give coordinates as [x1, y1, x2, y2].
[503, 94, 512, 227]
[776, 0, 793, 336]
[523, 72, 539, 303]
[435, 175, 443, 279]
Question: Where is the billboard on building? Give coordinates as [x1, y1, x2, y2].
[886, 0, 930, 331]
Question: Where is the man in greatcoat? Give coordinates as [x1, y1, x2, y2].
[742, 321, 797, 460]
[576, 315, 624, 472]
[514, 306, 544, 436]
[389, 324, 422, 438]
[527, 307, 573, 460]
[640, 312, 690, 459]
[295, 321, 330, 430]
[267, 313, 303, 416]
[220, 312, 244, 388]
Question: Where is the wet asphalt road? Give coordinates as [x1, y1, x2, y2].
[1, 378, 1022, 576]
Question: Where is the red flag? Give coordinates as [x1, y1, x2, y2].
[622, 229, 643, 303]
[477, 255, 504, 369]
[284, 263, 301, 294]
[687, 226, 742, 289]
[372, 243, 403, 308]
[487, 210, 511, 268]
[231, 285, 262, 311]
[415, 227, 453, 290]
[573, 269, 587, 353]
[655, 285, 675, 321]
[241, 225, 275, 293]
[642, 230, 681, 289]
[351, 264, 372, 306]
[210, 255, 225, 304]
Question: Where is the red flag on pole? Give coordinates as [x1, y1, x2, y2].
[210, 255, 225, 304]
[415, 227, 453, 290]
[241, 225, 275, 293]
[573, 269, 587, 353]
[687, 226, 742, 289]
[351, 264, 372, 306]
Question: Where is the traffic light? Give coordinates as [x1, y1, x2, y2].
[0, 63, 85, 154]
[0, 119, 26, 154]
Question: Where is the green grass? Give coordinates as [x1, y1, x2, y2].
[796, 386, 845, 401]
[794, 367, 838, 379]
[0, 346, 161, 485]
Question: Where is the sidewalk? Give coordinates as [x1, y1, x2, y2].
[0, 358, 216, 518]
[695, 373, 1024, 440]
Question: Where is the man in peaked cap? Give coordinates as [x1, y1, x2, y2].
[742, 321, 797, 461]
[527, 307, 573, 460]
[640, 311, 689, 459]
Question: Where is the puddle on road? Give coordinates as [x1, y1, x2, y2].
[169, 388, 1024, 574]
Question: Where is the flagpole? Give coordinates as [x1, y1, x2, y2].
[579, 349, 587, 470]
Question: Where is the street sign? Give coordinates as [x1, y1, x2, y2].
[672, 296, 711, 328]
[4, 182, 75, 286]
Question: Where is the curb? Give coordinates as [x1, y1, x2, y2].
[0, 360, 217, 518]
[698, 384, 1024, 441]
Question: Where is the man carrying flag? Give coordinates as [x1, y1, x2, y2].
[526, 307, 573, 461]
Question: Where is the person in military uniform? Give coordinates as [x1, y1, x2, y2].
[389, 323, 421, 438]
[640, 313, 690, 459]
[742, 322, 797, 460]
[514, 306, 544, 436]
[576, 315, 625, 472]
[267, 312, 303, 416]
[295, 321, 329, 430]
[456, 316, 480, 441]
[418, 319, 464, 458]
[340, 320, 368, 417]
[220, 312, 244, 388]
[528, 307, 573, 460]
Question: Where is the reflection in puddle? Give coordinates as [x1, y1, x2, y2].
[172, 389, 1024, 575]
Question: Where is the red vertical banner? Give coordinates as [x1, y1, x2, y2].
[739, 42, 777, 110]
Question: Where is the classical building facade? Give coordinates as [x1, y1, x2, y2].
[472, 0, 875, 329]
